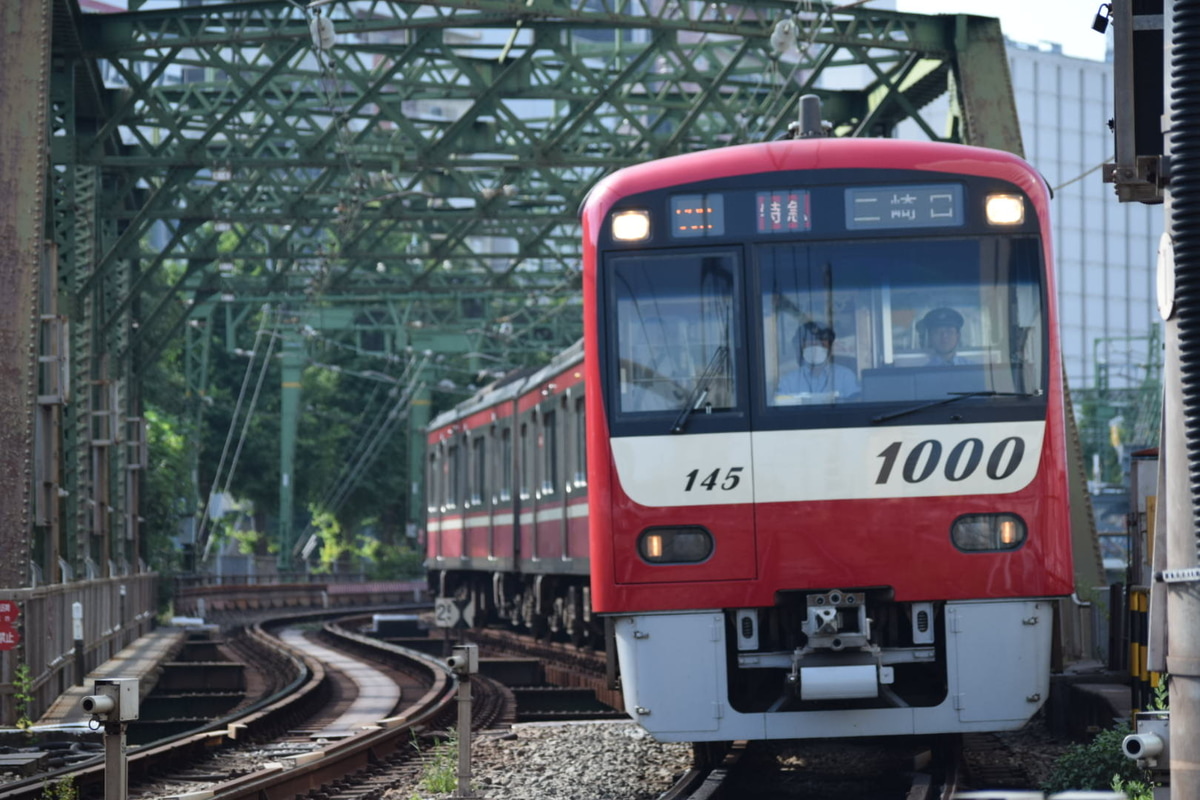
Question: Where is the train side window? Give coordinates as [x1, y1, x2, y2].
[426, 450, 439, 513]
[541, 409, 558, 496]
[573, 396, 587, 488]
[519, 421, 532, 501]
[499, 425, 513, 502]
[446, 443, 460, 510]
[471, 435, 486, 508]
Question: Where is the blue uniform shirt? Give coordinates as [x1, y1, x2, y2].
[776, 363, 859, 400]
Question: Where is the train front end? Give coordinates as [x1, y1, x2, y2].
[582, 138, 1073, 742]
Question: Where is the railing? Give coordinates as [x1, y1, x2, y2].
[0, 574, 157, 726]
[172, 577, 426, 617]
[173, 571, 374, 591]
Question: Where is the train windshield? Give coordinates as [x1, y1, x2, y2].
[610, 251, 739, 415]
[760, 237, 1045, 407]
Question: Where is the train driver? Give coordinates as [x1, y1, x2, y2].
[918, 307, 969, 366]
[775, 321, 859, 402]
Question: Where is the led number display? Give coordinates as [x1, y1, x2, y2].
[670, 194, 725, 238]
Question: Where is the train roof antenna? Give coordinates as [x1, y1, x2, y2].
[788, 94, 828, 139]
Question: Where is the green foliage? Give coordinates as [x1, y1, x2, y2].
[416, 731, 460, 795]
[308, 508, 346, 574]
[304, 508, 424, 578]
[41, 776, 77, 800]
[147, 302, 433, 568]
[230, 526, 264, 556]
[1042, 726, 1147, 794]
[1151, 675, 1170, 711]
[13, 663, 34, 733]
[141, 405, 196, 576]
[360, 538, 426, 579]
[1113, 775, 1154, 800]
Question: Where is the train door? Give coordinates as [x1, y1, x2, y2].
[496, 418, 516, 567]
[451, 434, 467, 560]
[536, 392, 565, 561]
[426, 445, 442, 560]
[432, 436, 465, 561]
[518, 412, 536, 569]
[470, 430, 489, 562]
[564, 390, 588, 560]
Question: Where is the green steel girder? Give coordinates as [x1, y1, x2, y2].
[54, 0, 1021, 374]
[37, 0, 1026, 572]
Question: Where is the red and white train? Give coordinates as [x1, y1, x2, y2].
[426, 132, 1074, 742]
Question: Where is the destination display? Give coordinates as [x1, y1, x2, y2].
[845, 184, 964, 230]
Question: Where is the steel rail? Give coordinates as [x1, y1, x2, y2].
[0, 607, 441, 800]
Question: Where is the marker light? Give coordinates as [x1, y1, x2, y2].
[951, 513, 1027, 552]
[612, 209, 651, 241]
[638, 527, 714, 564]
[985, 194, 1025, 225]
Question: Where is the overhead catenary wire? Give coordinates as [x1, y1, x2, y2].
[294, 351, 432, 558]
[199, 305, 279, 561]
[216, 317, 282, 513]
[324, 375, 426, 516]
[319, 369, 415, 509]
[1052, 159, 1112, 193]
[317, 351, 429, 514]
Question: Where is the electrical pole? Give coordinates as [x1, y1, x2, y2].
[1161, 2, 1200, 796]
[1102, 1, 1200, 795]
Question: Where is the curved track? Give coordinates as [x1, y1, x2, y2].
[0, 609, 456, 800]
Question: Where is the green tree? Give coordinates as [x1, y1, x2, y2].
[139, 406, 197, 576]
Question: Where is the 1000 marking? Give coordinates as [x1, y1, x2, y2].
[875, 436, 1025, 485]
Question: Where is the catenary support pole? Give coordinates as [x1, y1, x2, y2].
[1164, 2, 1200, 796]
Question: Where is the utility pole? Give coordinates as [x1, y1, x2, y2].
[1161, 2, 1200, 796]
[1103, 1, 1200, 796]
[278, 323, 304, 575]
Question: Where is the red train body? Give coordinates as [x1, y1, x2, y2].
[428, 136, 1074, 741]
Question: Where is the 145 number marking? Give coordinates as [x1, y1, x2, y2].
[684, 466, 744, 492]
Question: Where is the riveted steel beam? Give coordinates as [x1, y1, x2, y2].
[0, 0, 53, 590]
[33, 0, 1023, 569]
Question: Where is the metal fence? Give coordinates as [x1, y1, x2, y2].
[0, 574, 157, 726]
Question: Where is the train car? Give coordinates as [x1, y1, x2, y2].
[580, 134, 1073, 741]
[425, 342, 598, 643]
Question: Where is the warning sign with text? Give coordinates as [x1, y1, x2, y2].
[0, 600, 20, 651]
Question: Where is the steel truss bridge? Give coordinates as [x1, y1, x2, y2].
[0, 0, 1022, 584]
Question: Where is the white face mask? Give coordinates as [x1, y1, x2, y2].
[802, 345, 828, 366]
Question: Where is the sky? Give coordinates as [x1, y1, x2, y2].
[891, 0, 1110, 61]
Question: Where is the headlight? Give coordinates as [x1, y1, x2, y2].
[985, 193, 1025, 225]
[951, 513, 1026, 552]
[638, 527, 714, 564]
[611, 209, 651, 241]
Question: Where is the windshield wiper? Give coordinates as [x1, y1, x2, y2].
[870, 390, 1037, 425]
[671, 345, 728, 434]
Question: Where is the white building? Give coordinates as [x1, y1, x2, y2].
[887, 35, 1162, 395]
[1008, 40, 1162, 394]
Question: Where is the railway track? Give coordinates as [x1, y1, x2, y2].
[0, 610, 461, 800]
[655, 736, 968, 800]
[1, 610, 1055, 800]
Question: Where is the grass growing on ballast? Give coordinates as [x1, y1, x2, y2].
[410, 729, 461, 798]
